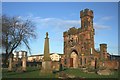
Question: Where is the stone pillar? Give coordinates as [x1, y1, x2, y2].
[16, 52, 19, 61]
[41, 32, 52, 73]
[82, 57, 84, 67]
[8, 54, 13, 71]
[100, 44, 107, 60]
[22, 51, 27, 71]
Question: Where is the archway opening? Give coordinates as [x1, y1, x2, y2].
[70, 50, 79, 68]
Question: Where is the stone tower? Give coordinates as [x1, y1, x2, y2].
[80, 8, 95, 54]
[63, 8, 100, 68]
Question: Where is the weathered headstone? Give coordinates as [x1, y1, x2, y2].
[41, 32, 52, 73]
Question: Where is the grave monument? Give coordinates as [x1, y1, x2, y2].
[41, 32, 52, 73]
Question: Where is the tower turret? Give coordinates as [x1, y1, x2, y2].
[100, 44, 107, 60]
[80, 8, 94, 29]
[80, 9, 95, 53]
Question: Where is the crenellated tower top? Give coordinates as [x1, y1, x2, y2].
[80, 8, 94, 18]
[80, 8, 94, 29]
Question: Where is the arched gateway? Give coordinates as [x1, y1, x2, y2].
[70, 50, 79, 68]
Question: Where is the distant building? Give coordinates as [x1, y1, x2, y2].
[13, 51, 27, 58]
[27, 53, 63, 62]
[13, 51, 27, 61]
[27, 54, 43, 62]
[50, 53, 62, 61]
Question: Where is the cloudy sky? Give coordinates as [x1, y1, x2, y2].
[2, 2, 118, 55]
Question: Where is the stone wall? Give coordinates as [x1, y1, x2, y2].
[99, 60, 119, 70]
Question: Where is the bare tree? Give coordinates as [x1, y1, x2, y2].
[1, 15, 36, 64]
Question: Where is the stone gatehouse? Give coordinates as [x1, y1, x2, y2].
[63, 8, 110, 68]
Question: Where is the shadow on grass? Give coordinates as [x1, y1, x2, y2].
[2, 67, 40, 77]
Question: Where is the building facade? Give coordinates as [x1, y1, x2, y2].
[27, 53, 62, 62]
[13, 51, 27, 61]
[63, 9, 110, 68]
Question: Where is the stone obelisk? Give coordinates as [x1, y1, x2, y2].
[41, 32, 52, 73]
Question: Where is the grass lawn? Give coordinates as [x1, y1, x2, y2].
[2, 67, 56, 78]
[2, 67, 119, 78]
[64, 68, 118, 78]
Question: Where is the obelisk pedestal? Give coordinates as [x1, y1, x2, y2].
[41, 32, 52, 73]
[41, 61, 52, 73]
